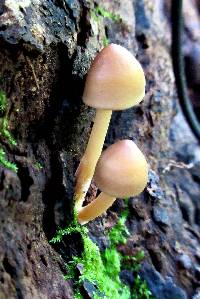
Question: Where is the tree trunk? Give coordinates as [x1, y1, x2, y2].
[0, 0, 199, 298]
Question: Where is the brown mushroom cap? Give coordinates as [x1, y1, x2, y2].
[94, 140, 148, 198]
[83, 44, 145, 110]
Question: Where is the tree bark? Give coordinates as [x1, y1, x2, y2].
[0, 0, 199, 298]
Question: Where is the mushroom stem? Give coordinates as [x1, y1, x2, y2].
[75, 109, 112, 210]
[78, 192, 116, 225]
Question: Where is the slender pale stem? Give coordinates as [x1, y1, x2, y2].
[78, 192, 116, 225]
[74, 109, 112, 211]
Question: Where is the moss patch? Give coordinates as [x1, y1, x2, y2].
[51, 202, 153, 299]
[0, 148, 18, 173]
[0, 118, 17, 147]
[0, 90, 18, 172]
[91, 6, 121, 23]
[0, 90, 7, 112]
[35, 162, 43, 170]
[90, 6, 121, 47]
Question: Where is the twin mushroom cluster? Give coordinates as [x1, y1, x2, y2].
[74, 44, 148, 225]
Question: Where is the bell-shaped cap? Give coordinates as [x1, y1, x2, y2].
[94, 140, 148, 198]
[83, 44, 145, 110]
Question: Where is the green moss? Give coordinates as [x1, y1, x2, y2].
[0, 90, 18, 172]
[108, 209, 129, 246]
[92, 6, 121, 23]
[35, 162, 43, 170]
[103, 36, 109, 47]
[51, 214, 129, 298]
[50, 203, 153, 299]
[0, 90, 7, 112]
[0, 118, 17, 146]
[91, 5, 121, 48]
[132, 275, 153, 299]
[0, 148, 18, 173]
[91, 10, 100, 23]
[74, 292, 83, 299]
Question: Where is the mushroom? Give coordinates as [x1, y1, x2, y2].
[75, 44, 146, 211]
[77, 140, 148, 225]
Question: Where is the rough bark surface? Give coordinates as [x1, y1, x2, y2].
[0, 0, 200, 298]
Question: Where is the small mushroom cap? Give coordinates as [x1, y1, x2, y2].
[94, 140, 148, 198]
[83, 44, 145, 110]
